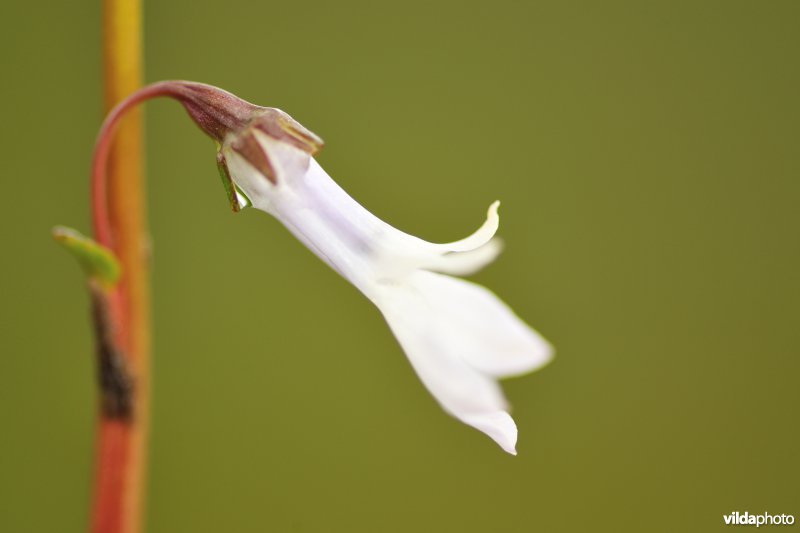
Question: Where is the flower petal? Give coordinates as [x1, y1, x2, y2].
[227, 132, 505, 275]
[375, 270, 550, 453]
[410, 271, 553, 378]
[422, 238, 504, 276]
[437, 201, 500, 253]
[459, 411, 519, 455]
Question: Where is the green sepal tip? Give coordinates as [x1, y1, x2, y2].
[217, 151, 251, 212]
[52, 226, 121, 287]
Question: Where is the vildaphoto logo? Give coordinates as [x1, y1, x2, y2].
[724, 512, 795, 527]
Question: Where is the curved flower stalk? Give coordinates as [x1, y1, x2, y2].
[88, 81, 554, 454]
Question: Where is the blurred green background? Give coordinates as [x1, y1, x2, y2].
[1, 0, 798, 531]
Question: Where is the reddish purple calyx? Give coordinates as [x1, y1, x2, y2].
[159, 81, 324, 152]
[93, 80, 325, 241]
[167, 82, 325, 185]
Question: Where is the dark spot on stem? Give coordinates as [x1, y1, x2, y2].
[90, 284, 134, 420]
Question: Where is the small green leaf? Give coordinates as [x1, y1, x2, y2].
[52, 226, 121, 287]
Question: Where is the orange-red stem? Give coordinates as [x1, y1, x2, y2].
[94, 1, 147, 532]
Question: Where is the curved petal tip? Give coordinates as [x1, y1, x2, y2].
[443, 200, 501, 253]
[461, 411, 519, 455]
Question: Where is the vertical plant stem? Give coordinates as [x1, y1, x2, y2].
[94, 1, 149, 532]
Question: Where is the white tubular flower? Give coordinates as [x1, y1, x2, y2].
[120, 81, 554, 454]
[221, 126, 553, 455]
